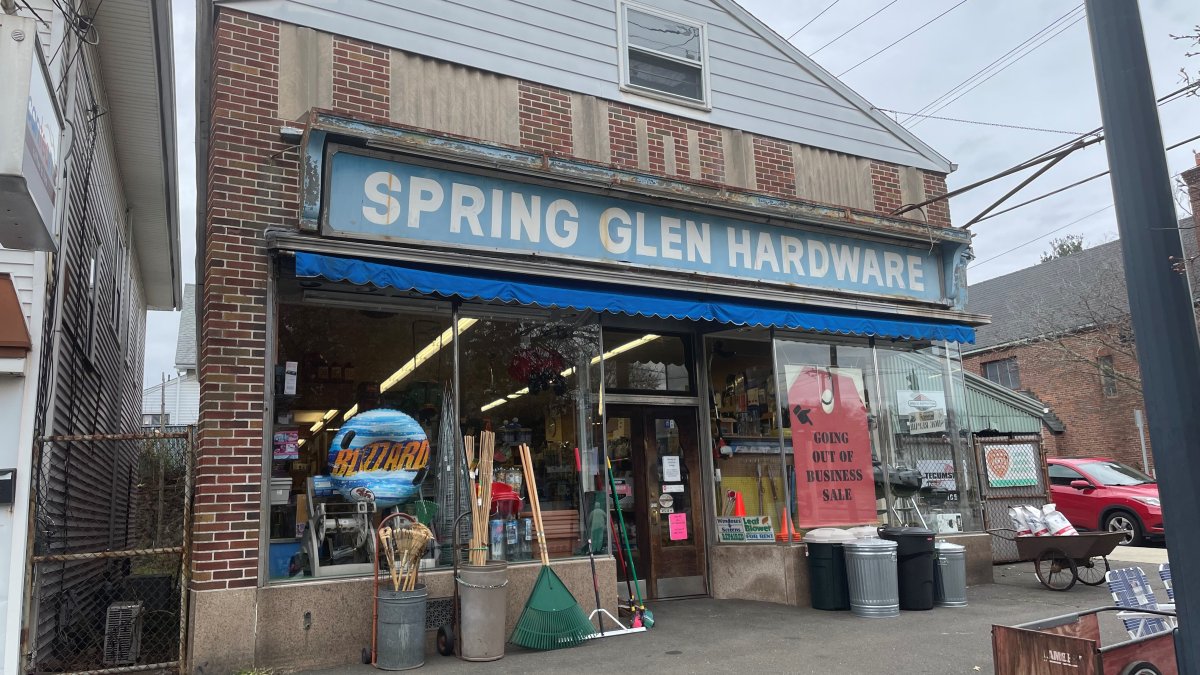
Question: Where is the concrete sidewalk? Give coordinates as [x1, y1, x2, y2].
[1109, 542, 1169, 566]
[299, 561, 1160, 675]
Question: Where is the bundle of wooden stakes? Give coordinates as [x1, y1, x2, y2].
[378, 522, 434, 592]
[465, 430, 496, 567]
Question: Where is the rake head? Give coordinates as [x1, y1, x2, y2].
[509, 566, 595, 650]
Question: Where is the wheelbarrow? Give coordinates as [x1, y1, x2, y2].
[987, 529, 1126, 591]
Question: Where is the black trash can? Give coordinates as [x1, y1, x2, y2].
[879, 526, 936, 610]
[803, 528, 856, 610]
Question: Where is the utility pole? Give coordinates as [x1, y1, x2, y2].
[1085, 1, 1200, 671]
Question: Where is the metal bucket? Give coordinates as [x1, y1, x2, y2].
[376, 584, 427, 670]
[458, 561, 508, 661]
[844, 538, 899, 618]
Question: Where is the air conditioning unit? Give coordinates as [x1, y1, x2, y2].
[0, 15, 61, 251]
[103, 601, 143, 666]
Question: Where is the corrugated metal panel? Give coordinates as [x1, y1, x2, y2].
[965, 380, 1044, 435]
[224, 0, 950, 171]
[791, 144, 872, 210]
[389, 50, 521, 147]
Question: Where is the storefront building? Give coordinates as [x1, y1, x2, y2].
[192, 2, 988, 671]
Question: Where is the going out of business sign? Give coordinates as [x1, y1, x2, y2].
[324, 151, 944, 302]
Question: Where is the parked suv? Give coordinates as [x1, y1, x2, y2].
[1046, 457, 1162, 545]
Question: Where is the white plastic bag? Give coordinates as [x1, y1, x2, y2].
[1007, 506, 1032, 536]
[1024, 505, 1050, 536]
[1042, 503, 1078, 536]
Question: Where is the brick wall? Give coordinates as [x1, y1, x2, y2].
[752, 136, 796, 198]
[870, 162, 903, 214]
[607, 102, 723, 183]
[923, 172, 952, 228]
[332, 36, 390, 121]
[518, 82, 573, 155]
[964, 337, 1154, 473]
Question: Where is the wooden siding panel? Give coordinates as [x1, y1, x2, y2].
[224, 0, 947, 170]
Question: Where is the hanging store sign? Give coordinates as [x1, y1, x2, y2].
[324, 151, 944, 302]
[787, 365, 877, 528]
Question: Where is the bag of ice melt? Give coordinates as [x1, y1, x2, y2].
[1024, 505, 1050, 536]
[1007, 506, 1033, 536]
[1042, 503, 1078, 536]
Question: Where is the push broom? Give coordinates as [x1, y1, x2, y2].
[510, 443, 596, 650]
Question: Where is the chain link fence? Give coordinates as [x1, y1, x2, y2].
[24, 429, 193, 675]
[974, 436, 1050, 563]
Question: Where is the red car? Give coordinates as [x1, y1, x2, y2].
[1046, 457, 1163, 546]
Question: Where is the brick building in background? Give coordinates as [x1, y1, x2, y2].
[191, 1, 987, 671]
[964, 153, 1200, 471]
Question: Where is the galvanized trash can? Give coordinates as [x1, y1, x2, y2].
[934, 541, 967, 607]
[844, 538, 899, 618]
[376, 583, 428, 670]
[458, 561, 508, 661]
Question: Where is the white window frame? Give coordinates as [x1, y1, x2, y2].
[616, 0, 711, 110]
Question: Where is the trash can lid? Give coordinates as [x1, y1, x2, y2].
[844, 537, 897, 551]
[935, 541, 966, 552]
[802, 527, 857, 544]
[847, 525, 881, 539]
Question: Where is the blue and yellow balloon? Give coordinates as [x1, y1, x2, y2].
[328, 409, 431, 507]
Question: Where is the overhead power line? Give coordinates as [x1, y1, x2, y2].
[811, 0, 900, 57]
[787, 0, 841, 41]
[911, 12, 1087, 126]
[903, 5, 1083, 124]
[873, 108, 1086, 135]
[969, 204, 1114, 269]
[838, 0, 971, 77]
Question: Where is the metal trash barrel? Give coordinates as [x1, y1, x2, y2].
[458, 561, 509, 661]
[879, 525, 937, 610]
[803, 528, 855, 610]
[934, 542, 967, 607]
[844, 538, 899, 618]
[376, 583, 427, 670]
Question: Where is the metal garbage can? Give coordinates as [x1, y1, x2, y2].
[934, 541, 967, 607]
[376, 583, 427, 670]
[844, 538, 899, 618]
[803, 528, 855, 610]
[458, 561, 508, 661]
[879, 526, 936, 610]
[847, 525, 880, 540]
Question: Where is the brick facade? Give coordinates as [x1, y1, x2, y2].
[198, 6, 958, 592]
[963, 340, 1154, 473]
[923, 172, 952, 228]
[870, 161, 903, 214]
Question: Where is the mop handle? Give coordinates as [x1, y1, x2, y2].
[606, 457, 644, 608]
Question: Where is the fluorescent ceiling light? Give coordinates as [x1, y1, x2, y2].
[297, 439, 306, 448]
[343, 404, 359, 421]
[380, 318, 477, 393]
[479, 334, 660, 412]
[310, 408, 339, 433]
[322, 408, 338, 421]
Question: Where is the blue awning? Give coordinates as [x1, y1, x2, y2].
[294, 251, 975, 344]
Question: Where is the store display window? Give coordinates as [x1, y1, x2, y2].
[603, 330, 693, 394]
[267, 293, 603, 584]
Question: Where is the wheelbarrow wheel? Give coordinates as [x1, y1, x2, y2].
[1076, 555, 1109, 586]
[1034, 549, 1077, 591]
[437, 623, 455, 656]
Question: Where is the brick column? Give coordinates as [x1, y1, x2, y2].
[752, 136, 796, 198]
[196, 8, 291, 591]
[332, 36, 391, 120]
[870, 162, 902, 214]
[923, 171, 953, 228]
[518, 82, 574, 155]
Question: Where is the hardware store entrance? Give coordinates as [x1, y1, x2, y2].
[607, 405, 707, 599]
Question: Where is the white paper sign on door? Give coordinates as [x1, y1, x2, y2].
[662, 456, 681, 482]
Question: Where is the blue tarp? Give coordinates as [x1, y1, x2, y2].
[294, 251, 975, 344]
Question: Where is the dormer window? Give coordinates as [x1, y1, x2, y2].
[618, 1, 709, 107]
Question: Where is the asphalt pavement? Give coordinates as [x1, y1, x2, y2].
[300, 552, 1170, 675]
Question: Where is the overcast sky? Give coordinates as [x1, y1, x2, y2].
[141, 0, 1197, 387]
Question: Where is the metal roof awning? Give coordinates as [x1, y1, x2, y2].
[294, 251, 976, 344]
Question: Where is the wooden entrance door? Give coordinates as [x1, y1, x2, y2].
[607, 405, 707, 599]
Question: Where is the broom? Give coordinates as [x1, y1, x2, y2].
[509, 443, 596, 650]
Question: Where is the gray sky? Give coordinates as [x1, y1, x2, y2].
[141, 0, 1197, 387]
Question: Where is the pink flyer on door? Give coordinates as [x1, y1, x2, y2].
[668, 512, 688, 540]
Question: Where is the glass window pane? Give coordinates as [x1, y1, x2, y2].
[628, 48, 704, 102]
[459, 310, 602, 562]
[270, 301, 453, 582]
[627, 8, 702, 61]
[603, 330, 692, 393]
[875, 342, 982, 532]
[1048, 464, 1084, 486]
